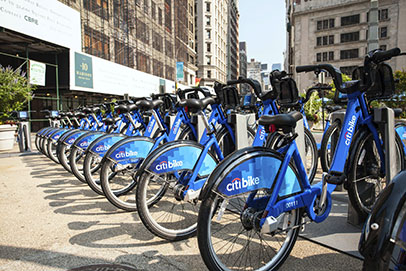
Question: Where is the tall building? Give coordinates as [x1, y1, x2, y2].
[239, 41, 248, 78]
[247, 58, 264, 88]
[63, 0, 197, 86]
[196, 0, 238, 87]
[285, 0, 406, 91]
[227, 0, 240, 81]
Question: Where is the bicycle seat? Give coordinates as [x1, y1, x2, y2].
[75, 112, 86, 118]
[326, 105, 342, 113]
[177, 97, 215, 112]
[66, 112, 73, 117]
[128, 104, 138, 112]
[341, 80, 361, 94]
[136, 99, 163, 111]
[83, 108, 92, 114]
[258, 111, 302, 132]
[103, 117, 121, 126]
[91, 107, 100, 113]
[116, 104, 129, 114]
[394, 108, 402, 117]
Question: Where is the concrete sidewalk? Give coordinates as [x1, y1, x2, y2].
[0, 144, 362, 271]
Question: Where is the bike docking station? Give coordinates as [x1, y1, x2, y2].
[227, 112, 256, 149]
[16, 111, 32, 153]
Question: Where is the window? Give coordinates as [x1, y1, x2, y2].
[341, 32, 360, 43]
[151, 1, 156, 19]
[207, 70, 211, 78]
[340, 66, 358, 76]
[164, 0, 171, 33]
[84, 25, 110, 60]
[206, 2, 210, 12]
[317, 37, 322, 46]
[144, 0, 149, 14]
[114, 40, 133, 67]
[83, 0, 108, 19]
[206, 16, 211, 26]
[322, 52, 328, 61]
[341, 14, 360, 26]
[329, 51, 334, 61]
[379, 44, 387, 51]
[136, 19, 149, 43]
[379, 9, 388, 21]
[329, 35, 334, 45]
[158, 8, 162, 25]
[316, 53, 321, 62]
[317, 35, 334, 46]
[206, 56, 211, 65]
[137, 53, 150, 73]
[206, 30, 211, 39]
[340, 49, 359, 60]
[380, 27, 388, 38]
[207, 43, 211, 52]
[165, 40, 173, 57]
[316, 18, 335, 30]
[152, 31, 163, 52]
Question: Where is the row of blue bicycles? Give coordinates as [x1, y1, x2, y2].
[35, 48, 406, 270]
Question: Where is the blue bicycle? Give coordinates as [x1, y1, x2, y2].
[196, 48, 404, 271]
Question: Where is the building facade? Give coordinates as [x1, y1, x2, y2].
[62, 0, 197, 86]
[286, 0, 406, 91]
[196, 0, 233, 87]
[227, 0, 239, 81]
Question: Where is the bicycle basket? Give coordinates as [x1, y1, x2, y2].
[215, 86, 241, 110]
[353, 63, 395, 100]
[276, 78, 299, 107]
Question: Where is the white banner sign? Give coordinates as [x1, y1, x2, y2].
[70, 51, 177, 96]
[0, 0, 81, 50]
[29, 60, 46, 86]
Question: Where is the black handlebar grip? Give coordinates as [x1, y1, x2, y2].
[296, 65, 319, 73]
[373, 47, 401, 62]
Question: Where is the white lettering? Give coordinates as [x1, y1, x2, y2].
[155, 160, 183, 171]
[345, 115, 356, 146]
[114, 150, 139, 159]
[226, 176, 260, 192]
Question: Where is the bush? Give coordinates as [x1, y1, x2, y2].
[0, 65, 34, 123]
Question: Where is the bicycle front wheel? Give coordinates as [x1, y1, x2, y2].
[197, 193, 301, 271]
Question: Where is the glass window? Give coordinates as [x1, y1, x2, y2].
[329, 51, 334, 61]
[323, 36, 328, 45]
[380, 27, 388, 38]
[206, 30, 211, 39]
[207, 43, 211, 52]
[379, 44, 387, 51]
[329, 18, 335, 28]
[340, 49, 359, 59]
[316, 53, 321, 62]
[329, 35, 334, 44]
[322, 52, 328, 61]
[206, 2, 210, 12]
[317, 20, 322, 30]
[379, 9, 388, 21]
[341, 14, 360, 26]
[317, 37, 322, 46]
[207, 70, 211, 78]
[341, 32, 360, 43]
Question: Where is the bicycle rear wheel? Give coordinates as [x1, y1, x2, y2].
[320, 120, 341, 172]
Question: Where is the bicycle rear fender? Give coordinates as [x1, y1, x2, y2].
[73, 131, 105, 150]
[49, 129, 70, 142]
[359, 170, 406, 264]
[103, 136, 155, 165]
[199, 147, 302, 201]
[136, 140, 218, 178]
[87, 133, 127, 157]
[57, 129, 81, 143]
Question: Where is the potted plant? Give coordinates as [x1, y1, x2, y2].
[0, 65, 34, 151]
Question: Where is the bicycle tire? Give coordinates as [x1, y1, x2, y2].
[101, 127, 196, 211]
[70, 146, 87, 183]
[83, 151, 105, 195]
[348, 131, 405, 219]
[47, 138, 60, 164]
[320, 120, 341, 172]
[197, 150, 302, 271]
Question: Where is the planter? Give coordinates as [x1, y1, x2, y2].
[0, 124, 17, 151]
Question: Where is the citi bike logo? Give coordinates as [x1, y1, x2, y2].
[68, 138, 75, 144]
[155, 160, 183, 171]
[173, 119, 182, 134]
[95, 144, 111, 152]
[115, 150, 138, 159]
[148, 119, 156, 133]
[259, 127, 266, 141]
[79, 141, 89, 147]
[226, 176, 260, 192]
[344, 115, 356, 146]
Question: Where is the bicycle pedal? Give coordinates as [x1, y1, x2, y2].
[325, 172, 346, 185]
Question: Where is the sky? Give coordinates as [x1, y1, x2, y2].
[239, 0, 286, 70]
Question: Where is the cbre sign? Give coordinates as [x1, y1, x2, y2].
[0, 0, 81, 50]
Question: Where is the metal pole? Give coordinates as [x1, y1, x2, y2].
[55, 54, 60, 110]
[26, 46, 31, 131]
[368, 0, 379, 52]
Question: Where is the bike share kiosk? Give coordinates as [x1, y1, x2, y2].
[16, 111, 32, 152]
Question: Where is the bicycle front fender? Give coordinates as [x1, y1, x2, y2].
[86, 133, 127, 157]
[103, 136, 155, 165]
[359, 170, 406, 264]
[199, 147, 302, 201]
[137, 140, 218, 178]
[73, 131, 105, 150]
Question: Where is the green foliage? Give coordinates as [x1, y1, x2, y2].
[327, 74, 352, 101]
[0, 65, 34, 123]
[303, 91, 322, 123]
[383, 70, 406, 118]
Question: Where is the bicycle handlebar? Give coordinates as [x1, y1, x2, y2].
[227, 77, 262, 99]
[370, 47, 401, 63]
